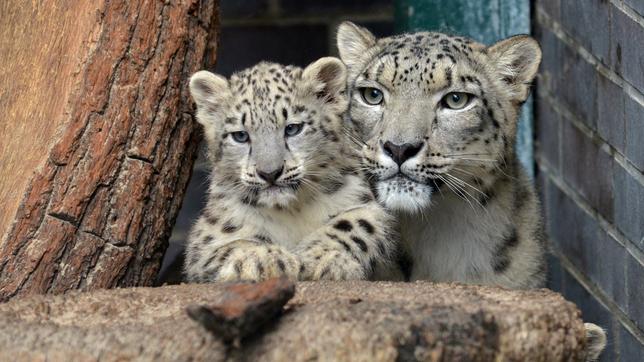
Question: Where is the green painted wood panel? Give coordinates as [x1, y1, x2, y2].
[395, 0, 534, 178]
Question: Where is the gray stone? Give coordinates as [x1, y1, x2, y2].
[613, 164, 644, 247]
[619, 325, 644, 361]
[0, 281, 589, 361]
[626, 256, 644, 330]
[611, 4, 644, 94]
[625, 96, 644, 172]
[545, 180, 626, 310]
[561, 0, 611, 65]
[597, 73, 626, 153]
[624, 0, 644, 16]
[560, 270, 617, 362]
[561, 121, 614, 222]
[535, 0, 560, 21]
[535, 99, 561, 171]
[560, 44, 598, 129]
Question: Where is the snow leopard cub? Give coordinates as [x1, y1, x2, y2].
[185, 58, 395, 283]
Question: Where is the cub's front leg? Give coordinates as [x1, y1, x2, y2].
[297, 201, 395, 280]
[185, 222, 301, 282]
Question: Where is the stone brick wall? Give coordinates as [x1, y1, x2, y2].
[533, 1, 644, 360]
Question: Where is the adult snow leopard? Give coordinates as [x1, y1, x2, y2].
[337, 22, 606, 361]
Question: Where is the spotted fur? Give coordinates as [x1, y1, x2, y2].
[337, 24, 606, 360]
[185, 58, 395, 282]
[337, 22, 547, 288]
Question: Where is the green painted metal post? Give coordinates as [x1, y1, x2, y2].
[395, 0, 534, 178]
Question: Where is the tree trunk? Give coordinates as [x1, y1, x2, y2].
[0, 0, 219, 301]
[0, 281, 589, 361]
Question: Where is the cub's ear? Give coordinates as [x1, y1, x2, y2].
[488, 35, 542, 103]
[189, 70, 230, 112]
[301, 57, 348, 112]
[336, 21, 376, 70]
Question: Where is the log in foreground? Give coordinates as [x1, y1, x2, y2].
[0, 281, 587, 361]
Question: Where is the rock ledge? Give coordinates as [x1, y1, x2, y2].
[0, 281, 586, 361]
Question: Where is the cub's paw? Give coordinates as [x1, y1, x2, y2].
[213, 243, 301, 282]
[300, 248, 367, 281]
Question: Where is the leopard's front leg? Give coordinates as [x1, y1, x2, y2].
[296, 201, 395, 280]
[186, 239, 301, 283]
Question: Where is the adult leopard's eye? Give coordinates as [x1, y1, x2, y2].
[442, 92, 470, 109]
[285, 123, 303, 137]
[231, 131, 250, 143]
[360, 87, 384, 105]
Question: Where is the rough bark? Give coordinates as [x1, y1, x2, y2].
[0, 281, 588, 361]
[0, 0, 219, 301]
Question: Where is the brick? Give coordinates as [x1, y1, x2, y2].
[613, 164, 644, 247]
[611, 4, 644, 94]
[535, 0, 560, 21]
[619, 325, 644, 361]
[560, 43, 598, 129]
[626, 256, 644, 330]
[545, 181, 626, 310]
[560, 269, 617, 362]
[534, 25, 562, 95]
[535, 99, 561, 170]
[561, 121, 614, 221]
[220, 0, 270, 18]
[214, 24, 329, 76]
[546, 252, 564, 292]
[624, 0, 644, 16]
[625, 96, 644, 172]
[597, 73, 626, 153]
[561, 0, 611, 65]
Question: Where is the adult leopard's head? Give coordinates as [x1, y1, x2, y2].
[337, 22, 541, 212]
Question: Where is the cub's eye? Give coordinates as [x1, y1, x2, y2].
[230, 131, 249, 143]
[442, 92, 470, 110]
[360, 87, 384, 105]
[285, 123, 304, 137]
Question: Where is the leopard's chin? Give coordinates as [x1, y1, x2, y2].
[257, 186, 298, 209]
[376, 175, 433, 213]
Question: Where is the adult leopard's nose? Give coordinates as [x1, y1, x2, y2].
[382, 141, 423, 166]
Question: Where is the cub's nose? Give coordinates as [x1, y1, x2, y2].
[257, 166, 284, 185]
[382, 141, 423, 166]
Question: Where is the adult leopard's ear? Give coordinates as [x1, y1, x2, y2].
[301, 57, 348, 113]
[488, 35, 542, 103]
[336, 21, 376, 70]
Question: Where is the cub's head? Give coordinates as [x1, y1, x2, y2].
[337, 22, 541, 213]
[190, 58, 348, 209]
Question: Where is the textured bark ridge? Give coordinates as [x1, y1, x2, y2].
[0, 281, 588, 361]
[0, 0, 219, 301]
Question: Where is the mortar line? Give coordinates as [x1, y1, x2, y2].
[554, 249, 644, 345]
[609, 0, 644, 27]
[535, 7, 644, 108]
[536, 160, 644, 268]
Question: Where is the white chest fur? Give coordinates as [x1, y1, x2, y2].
[400, 193, 511, 285]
